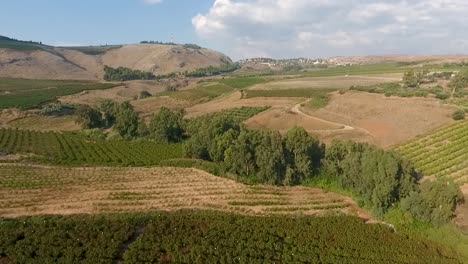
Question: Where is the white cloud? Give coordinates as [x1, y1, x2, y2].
[193, 0, 468, 60]
[143, 0, 162, 4]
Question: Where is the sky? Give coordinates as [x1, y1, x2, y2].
[2, 0, 468, 60]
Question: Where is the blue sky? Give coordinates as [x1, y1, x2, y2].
[2, 0, 468, 60]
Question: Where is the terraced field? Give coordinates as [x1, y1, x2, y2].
[0, 164, 360, 218]
[395, 120, 468, 184]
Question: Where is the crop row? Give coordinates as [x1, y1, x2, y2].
[395, 120, 468, 181]
[0, 211, 461, 263]
[0, 128, 183, 166]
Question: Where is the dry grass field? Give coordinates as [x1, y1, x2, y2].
[0, 164, 365, 219]
[303, 91, 456, 147]
[8, 115, 80, 131]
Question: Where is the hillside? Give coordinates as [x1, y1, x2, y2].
[0, 36, 233, 80]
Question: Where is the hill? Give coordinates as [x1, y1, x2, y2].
[0, 36, 233, 80]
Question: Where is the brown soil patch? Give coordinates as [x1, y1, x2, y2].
[0, 164, 366, 219]
[305, 91, 456, 148]
[245, 108, 342, 133]
[251, 74, 402, 90]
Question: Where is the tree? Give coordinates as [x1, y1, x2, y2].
[100, 100, 118, 128]
[75, 105, 102, 129]
[114, 102, 139, 140]
[149, 107, 185, 143]
[224, 130, 257, 178]
[255, 131, 287, 184]
[284, 127, 323, 183]
[401, 180, 463, 225]
[403, 70, 418, 88]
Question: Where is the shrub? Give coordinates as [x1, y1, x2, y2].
[452, 110, 465, 120]
[139, 90, 152, 99]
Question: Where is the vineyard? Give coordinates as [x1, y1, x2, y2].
[8, 115, 80, 131]
[395, 120, 468, 184]
[0, 164, 356, 217]
[0, 211, 462, 263]
[0, 78, 118, 109]
[187, 106, 269, 125]
[0, 128, 183, 166]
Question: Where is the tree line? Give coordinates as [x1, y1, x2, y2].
[76, 105, 463, 225]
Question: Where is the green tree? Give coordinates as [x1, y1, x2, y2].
[255, 131, 287, 184]
[401, 180, 463, 225]
[285, 127, 323, 184]
[114, 102, 139, 140]
[224, 130, 257, 178]
[100, 100, 118, 128]
[149, 107, 185, 143]
[75, 105, 102, 129]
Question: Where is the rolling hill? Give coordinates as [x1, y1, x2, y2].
[0, 36, 233, 80]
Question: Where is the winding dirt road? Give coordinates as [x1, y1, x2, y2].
[291, 100, 354, 131]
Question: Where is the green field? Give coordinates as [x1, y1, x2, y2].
[0, 78, 119, 109]
[395, 120, 468, 183]
[160, 83, 234, 102]
[0, 128, 183, 166]
[0, 211, 462, 264]
[245, 88, 335, 99]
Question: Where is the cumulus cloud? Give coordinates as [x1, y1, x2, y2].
[192, 0, 468, 59]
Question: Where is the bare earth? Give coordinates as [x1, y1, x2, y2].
[0, 164, 369, 220]
[303, 91, 456, 147]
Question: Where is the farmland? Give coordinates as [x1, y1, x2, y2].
[0, 128, 183, 166]
[0, 164, 358, 217]
[0, 78, 119, 109]
[1, 211, 461, 264]
[395, 120, 468, 184]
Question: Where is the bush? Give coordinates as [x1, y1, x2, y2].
[401, 180, 463, 226]
[103, 65, 155, 81]
[75, 105, 102, 129]
[40, 103, 75, 116]
[139, 90, 152, 99]
[452, 110, 466, 120]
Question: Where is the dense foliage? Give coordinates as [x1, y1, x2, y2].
[76, 105, 103, 129]
[0, 128, 183, 166]
[0, 214, 141, 263]
[0, 78, 118, 109]
[149, 107, 185, 143]
[0, 211, 462, 264]
[322, 141, 419, 215]
[185, 117, 323, 185]
[185, 64, 240, 77]
[401, 180, 463, 225]
[103, 66, 155, 81]
[452, 110, 466, 120]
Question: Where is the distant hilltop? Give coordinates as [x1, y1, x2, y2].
[0, 35, 233, 80]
